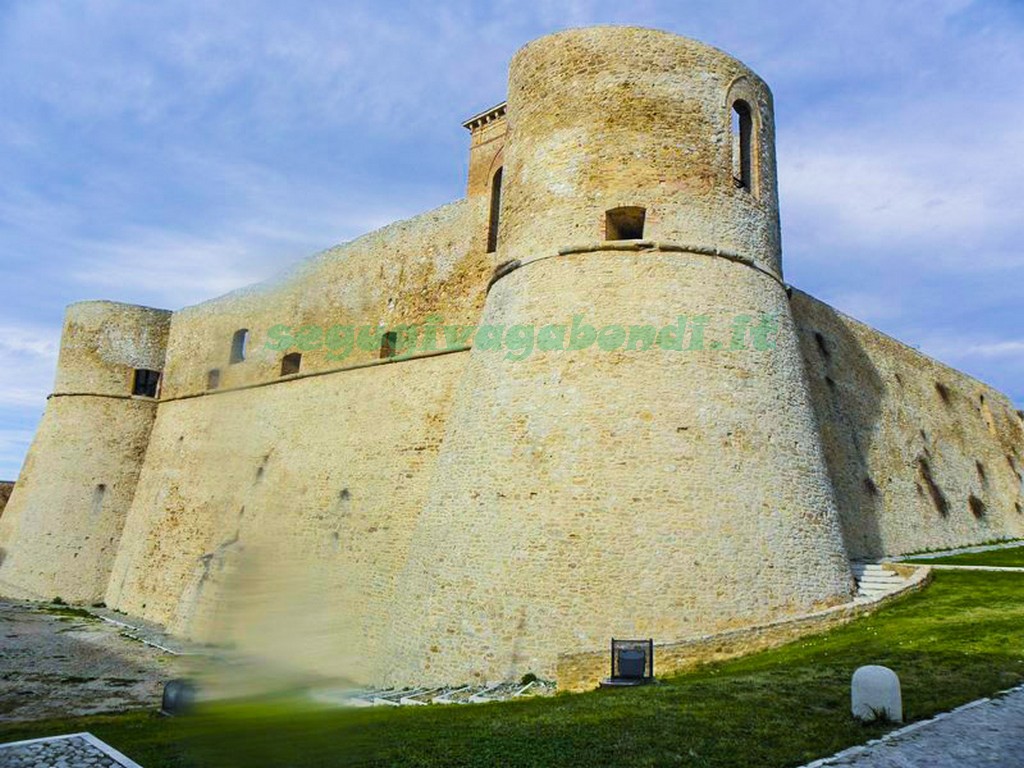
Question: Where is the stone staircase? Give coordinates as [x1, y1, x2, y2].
[851, 562, 906, 600]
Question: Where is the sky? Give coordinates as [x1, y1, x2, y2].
[0, 0, 1022, 479]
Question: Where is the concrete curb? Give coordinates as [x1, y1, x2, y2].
[890, 540, 1024, 561]
[925, 564, 1024, 572]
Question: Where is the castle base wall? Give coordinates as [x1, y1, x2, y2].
[792, 290, 1024, 559]
[0, 395, 159, 603]
[382, 250, 853, 687]
[106, 351, 468, 684]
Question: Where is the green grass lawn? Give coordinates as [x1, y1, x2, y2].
[905, 544, 1024, 568]
[2, 570, 1023, 767]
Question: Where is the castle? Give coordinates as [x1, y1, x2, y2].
[0, 27, 1021, 690]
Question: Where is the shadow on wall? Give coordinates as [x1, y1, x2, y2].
[792, 289, 1024, 559]
[0, 482, 13, 520]
[791, 291, 886, 560]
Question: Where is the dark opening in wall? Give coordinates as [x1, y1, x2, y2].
[863, 477, 879, 497]
[934, 381, 951, 405]
[132, 369, 161, 398]
[968, 494, 987, 519]
[280, 353, 301, 376]
[605, 207, 646, 240]
[207, 369, 221, 390]
[487, 167, 503, 253]
[813, 331, 830, 359]
[380, 331, 398, 359]
[917, 457, 949, 516]
[732, 100, 753, 190]
[230, 329, 249, 364]
[976, 460, 988, 484]
[1016, 502, 1023, 515]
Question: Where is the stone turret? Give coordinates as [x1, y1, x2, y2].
[384, 27, 852, 685]
[0, 301, 171, 602]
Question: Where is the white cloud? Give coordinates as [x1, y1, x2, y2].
[0, 323, 60, 409]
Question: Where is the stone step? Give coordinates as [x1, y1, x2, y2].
[857, 587, 899, 595]
[851, 561, 911, 601]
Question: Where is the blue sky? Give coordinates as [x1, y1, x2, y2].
[0, 0, 1022, 479]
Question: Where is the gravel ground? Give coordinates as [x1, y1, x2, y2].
[0, 600, 194, 722]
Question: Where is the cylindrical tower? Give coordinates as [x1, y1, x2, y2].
[384, 27, 851, 686]
[498, 26, 781, 276]
[0, 301, 171, 602]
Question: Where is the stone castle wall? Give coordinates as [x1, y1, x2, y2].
[157, 196, 494, 401]
[377, 28, 854, 685]
[792, 290, 1024, 559]
[383, 248, 852, 686]
[0, 26, 1020, 688]
[99, 187, 501, 683]
[105, 350, 468, 682]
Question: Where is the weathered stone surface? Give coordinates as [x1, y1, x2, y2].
[0, 25, 1020, 691]
[0, 302, 171, 603]
[794, 290, 1024, 560]
[852, 665, 903, 723]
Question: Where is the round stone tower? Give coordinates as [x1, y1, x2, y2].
[497, 25, 781, 276]
[384, 27, 853, 687]
[0, 301, 170, 603]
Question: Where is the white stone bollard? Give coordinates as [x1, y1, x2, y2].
[851, 665, 903, 723]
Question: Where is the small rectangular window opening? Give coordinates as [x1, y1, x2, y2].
[380, 331, 398, 359]
[230, 329, 249, 364]
[605, 206, 646, 241]
[207, 369, 221, 390]
[132, 369, 161, 398]
[280, 352, 302, 376]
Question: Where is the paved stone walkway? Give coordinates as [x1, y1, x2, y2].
[806, 685, 1024, 767]
[0, 732, 141, 766]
